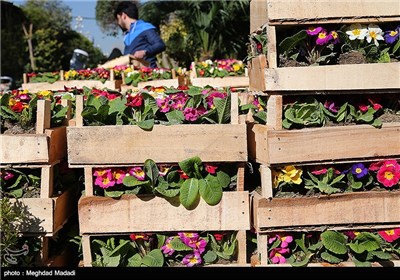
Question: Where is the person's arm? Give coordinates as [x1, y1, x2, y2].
[142, 29, 166, 56]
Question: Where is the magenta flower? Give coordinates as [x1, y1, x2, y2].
[280, 235, 293, 248]
[324, 100, 339, 113]
[94, 171, 116, 189]
[187, 238, 207, 254]
[316, 29, 332, 45]
[358, 104, 369, 113]
[306, 26, 323, 35]
[376, 160, 400, 187]
[311, 168, 328, 175]
[2, 171, 15, 180]
[112, 169, 126, 184]
[269, 247, 290, 264]
[182, 252, 202, 267]
[156, 97, 171, 113]
[161, 237, 175, 256]
[378, 228, 400, 242]
[351, 163, 368, 179]
[330, 30, 340, 44]
[129, 167, 145, 181]
[205, 164, 218, 174]
[206, 91, 227, 109]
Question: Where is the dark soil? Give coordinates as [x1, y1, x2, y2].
[279, 54, 308, 67]
[2, 120, 35, 134]
[338, 51, 367, 65]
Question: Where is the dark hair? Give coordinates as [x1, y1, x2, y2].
[114, 1, 138, 20]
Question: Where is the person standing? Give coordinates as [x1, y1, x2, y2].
[114, 1, 166, 68]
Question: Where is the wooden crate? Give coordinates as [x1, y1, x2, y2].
[1, 100, 70, 165]
[249, 55, 400, 92]
[248, 0, 400, 92]
[252, 190, 400, 233]
[10, 187, 78, 236]
[67, 93, 247, 167]
[80, 230, 248, 267]
[253, 228, 400, 266]
[4, 162, 79, 236]
[22, 70, 122, 91]
[248, 122, 400, 166]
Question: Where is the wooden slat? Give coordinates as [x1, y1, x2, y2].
[263, 62, 400, 91]
[1, 135, 49, 164]
[22, 80, 121, 91]
[249, 55, 267, 91]
[40, 165, 53, 198]
[36, 100, 51, 134]
[250, 0, 268, 33]
[252, 191, 400, 230]
[1, 126, 66, 164]
[61, 99, 72, 126]
[266, 0, 400, 22]
[190, 76, 249, 88]
[236, 230, 247, 265]
[137, 78, 178, 88]
[259, 164, 273, 199]
[266, 95, 282, 129]
[84, 167, 94, 196]
[78, 191, 250, 234]
[67, 124, 247, 165]
[81, 235, 92, 267]
[249, 123, 400, 165]
[75, 95, 84, 127]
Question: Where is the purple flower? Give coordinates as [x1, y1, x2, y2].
[316, 29, 332, 45]
[351, 163, 368, 179]
[324, 100, 339, 113]
[161, 237, 175, 256]
[384, 28, 399, 44]
[182, 252, 202, 267]
[306, 26, 323, 36]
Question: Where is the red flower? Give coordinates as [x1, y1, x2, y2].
[178, 170, 189, 179]
[130, 233, 152, 241]
[177, 85, 189, 90]
[11, 101, 25, 112]
[126, 94, 143, 107]
[205, 164, 218, 174]
[213, 233, 224, 241]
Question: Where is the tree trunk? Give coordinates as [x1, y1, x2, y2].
[22, 23, 36, 71]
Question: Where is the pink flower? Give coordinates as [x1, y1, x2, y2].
[2, 171, 15, 180]
[112, 169, 126, 184]
[126, 94, 143, 107]
[161, 237, 175, 256]
[311, 168, 328, 175]
[358, 104, 369, 113]
[213, 233, 224, 241]
[306, 26, 323, 35]
[376, 160, 400, 187]
[182, 252, 202, 267]
[205, 164, 218, 174]
[156, 97, 171, 113]
[316, 29, 332, 45]
[269, 247, 290, 264]
[129, 167, 145, 181]
[94, 171, 115, 189]
[378, 228, 400, 242]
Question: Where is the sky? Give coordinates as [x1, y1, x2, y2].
[10, 0, 125, 57]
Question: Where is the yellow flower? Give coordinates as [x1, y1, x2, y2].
[233, 64, 243, 72]
[281, 165, 303, 185]
[38, 90, 52, 97]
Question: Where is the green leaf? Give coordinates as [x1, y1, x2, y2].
[214, 95, 231, 124]
[127, 253, 142, 267]
[348, 232, 381, 254]
[179, 178, 199, 208]
[137, 119, 154, 131]
[287, 255, 310, 267]
[122, 176, 149, 187]
[321, 251, 342, 264]
[178, 156, 203, 178]
[154, 187, 180, 198]
[170, 237, 192, 251]
[165, 110, 185, 124]
[108, 96, 127, 115]
[144, 159, 159, 187]
[278, 29, 308, 55]
[321, 231, 348, 255]
[141, 249, 164, 267]
[369, 250, 393, 260]
[104, 190, 124, 198]
[203, 250, 218, 263]
[199, 178, 223, 205]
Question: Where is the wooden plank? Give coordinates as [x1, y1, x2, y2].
[236, 163, 245, 192]
[249, 55, 267, 91]
[1, 127, 66, 165]
[75, 95, 83, 127]
[61, 99, 72, 126]
[1, 135, 49, 164]
[67, 124, 247, 165]
[259, 164, 273, 199]
[53, 187, 79, 234]
[266, 95, 282, 129]
[266, 0, 400, 22]
[21, 80, 121, 91]
[84, 167, 94, 196]
[231, 91, 239, 125]
[36, 100, 51, 134]
[10, 198, 54, 233]
[266, 25, 277, 68]
[78, 191, 250, 234]
[264, 62, 400, 91]
[137, 78, 178, 88]
[266, 123, 400, 164]
[45, 126, 67, 163]
[236, 230, 247, 265]
[253, 191, 400, 230]
[40, 165, 53, 198]
[250, 0, 268, 33]
[190, 76, 249, 89]
[81, 235, 92, 267]
[256, 233, 269, 265]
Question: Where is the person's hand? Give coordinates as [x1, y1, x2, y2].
[132, 50, 147, 59]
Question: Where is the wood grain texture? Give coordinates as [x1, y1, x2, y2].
[78, 191, 250, 234]
[67, 124, 247, 165]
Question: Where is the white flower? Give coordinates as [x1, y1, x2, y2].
[209, 67, 215, 74]
[366, 24, 384, 47]
[346, 23, 368, 40]
[127, 70, 139, 77]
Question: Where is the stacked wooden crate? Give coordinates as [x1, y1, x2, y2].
[22, 70, 122, 91]
[1, 99, 78, 266]
[67, 92, 250, 267]
[248, 0, 400, 266]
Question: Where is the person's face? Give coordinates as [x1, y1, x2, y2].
[116, 13, 128, 33]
